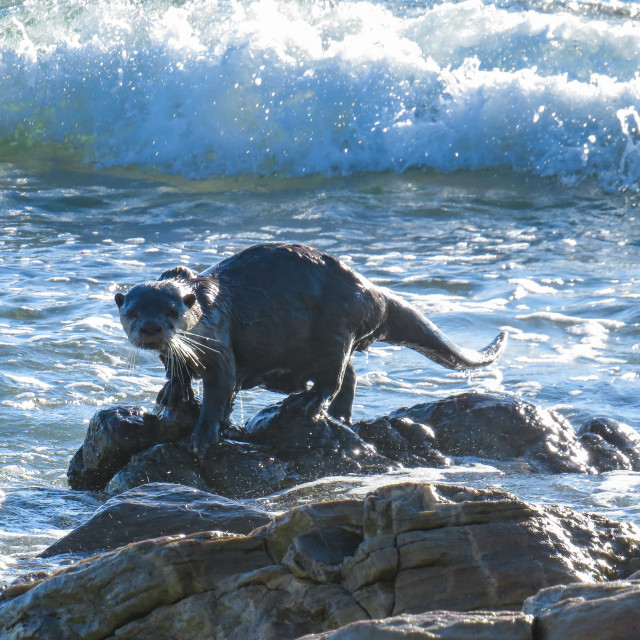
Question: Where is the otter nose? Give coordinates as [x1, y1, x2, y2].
[139, 320, 163, 337]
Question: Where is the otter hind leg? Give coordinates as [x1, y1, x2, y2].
[327, 360, 357, 424]
[282, 340, 353, 418]
[383, 296, 507, 370]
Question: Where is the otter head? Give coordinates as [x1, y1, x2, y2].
[115, 281, 200, 352]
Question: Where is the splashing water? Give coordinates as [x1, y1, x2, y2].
[0, 0, 639, 189]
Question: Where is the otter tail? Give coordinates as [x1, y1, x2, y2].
[382, 296, 507, 370]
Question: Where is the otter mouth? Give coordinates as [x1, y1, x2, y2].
[132, 336, 169, 352]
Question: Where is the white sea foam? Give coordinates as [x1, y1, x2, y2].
[0, 0, 639, 188]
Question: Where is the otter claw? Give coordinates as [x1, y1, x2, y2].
[191, 443, 208, 461]
[191, 421, 220, 461]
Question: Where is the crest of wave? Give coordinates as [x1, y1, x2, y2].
[0, 0, 639, 190]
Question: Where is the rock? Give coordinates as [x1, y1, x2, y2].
[260, 499, 364, 563]
[105, 440, 292, 499]
[578, 432, 632, 472]
[579, 417, 640, 471]
[243, 402, 408, 479]
[391, 392, 592, 472]
[296, 610, 535, 639]
[69, 401, 399, 498]
[245, 402, 364, 453]
[68, 403, 198, 491]
[113, 566, 368, 640]
[0, 532, 273, 638]
[4, 482, 640, 639]
[523, 580, 640, 640]
[282, 526, 363, 583]
[68, 394, 640, 500]
[40, 483, 273, 557]
[350, 483, 640, 615]
[354, 416, 451, 468]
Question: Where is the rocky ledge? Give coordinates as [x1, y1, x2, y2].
[3, 482, 640, 639]
[68, 391, 640, 498]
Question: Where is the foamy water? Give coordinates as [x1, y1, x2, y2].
[0, 0, 639, 587]
[1, 0, 640, 188]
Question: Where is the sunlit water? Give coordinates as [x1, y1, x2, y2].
[1, 0, 639, 586]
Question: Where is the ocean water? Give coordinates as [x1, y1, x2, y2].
[1, 0, 639, 585]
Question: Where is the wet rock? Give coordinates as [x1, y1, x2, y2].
[69, 401, 402, 498]
[523, 580, 640, 640]
[578, 416, 640, 471]
[105, 440, 292, 499]
[296, 610, 535, 639]
[68, 393, 640, 499]
[245, 402, 365, 453]
[40, 483, 272, 557]
[391, 392, 592, 472]
[0, 532, 274, 638]
[67, 403, 198, 491]
[353, 416, 451, 468]
[2, 482, 640, 639]
[243, 402, 405, 479]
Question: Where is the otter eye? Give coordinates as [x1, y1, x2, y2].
[166, 306, 179, 318]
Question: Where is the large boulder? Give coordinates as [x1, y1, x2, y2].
[40, 483, 273, 557]
[3, 482, 640, 639]
[388, 392, 591, 472]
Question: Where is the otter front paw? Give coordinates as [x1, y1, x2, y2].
[191, 420, 221, 460]
[156, 379, 195, 411]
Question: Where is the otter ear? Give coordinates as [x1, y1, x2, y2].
[183, 293, 197, 308]
[115, 292, 125, 308]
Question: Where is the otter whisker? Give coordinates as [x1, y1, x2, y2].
[181, 330, 223, 344]
[170, 335, 202, 370]
[166, 341, 190, 389]
[178, 332, 221, 354]
[125, 346, 138, 375]
[168, 342, 185, 375]
[178, 340, 216, 358]
[176, 336, 208, 355]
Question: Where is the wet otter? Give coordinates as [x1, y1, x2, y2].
[115, 243, 507, 458]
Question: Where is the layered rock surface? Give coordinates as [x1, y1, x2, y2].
[3, 482, 640, 639]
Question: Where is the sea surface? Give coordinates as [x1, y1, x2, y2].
[1, 0, 639, 585]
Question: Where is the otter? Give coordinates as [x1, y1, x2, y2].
[115, 243, 507, 458]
